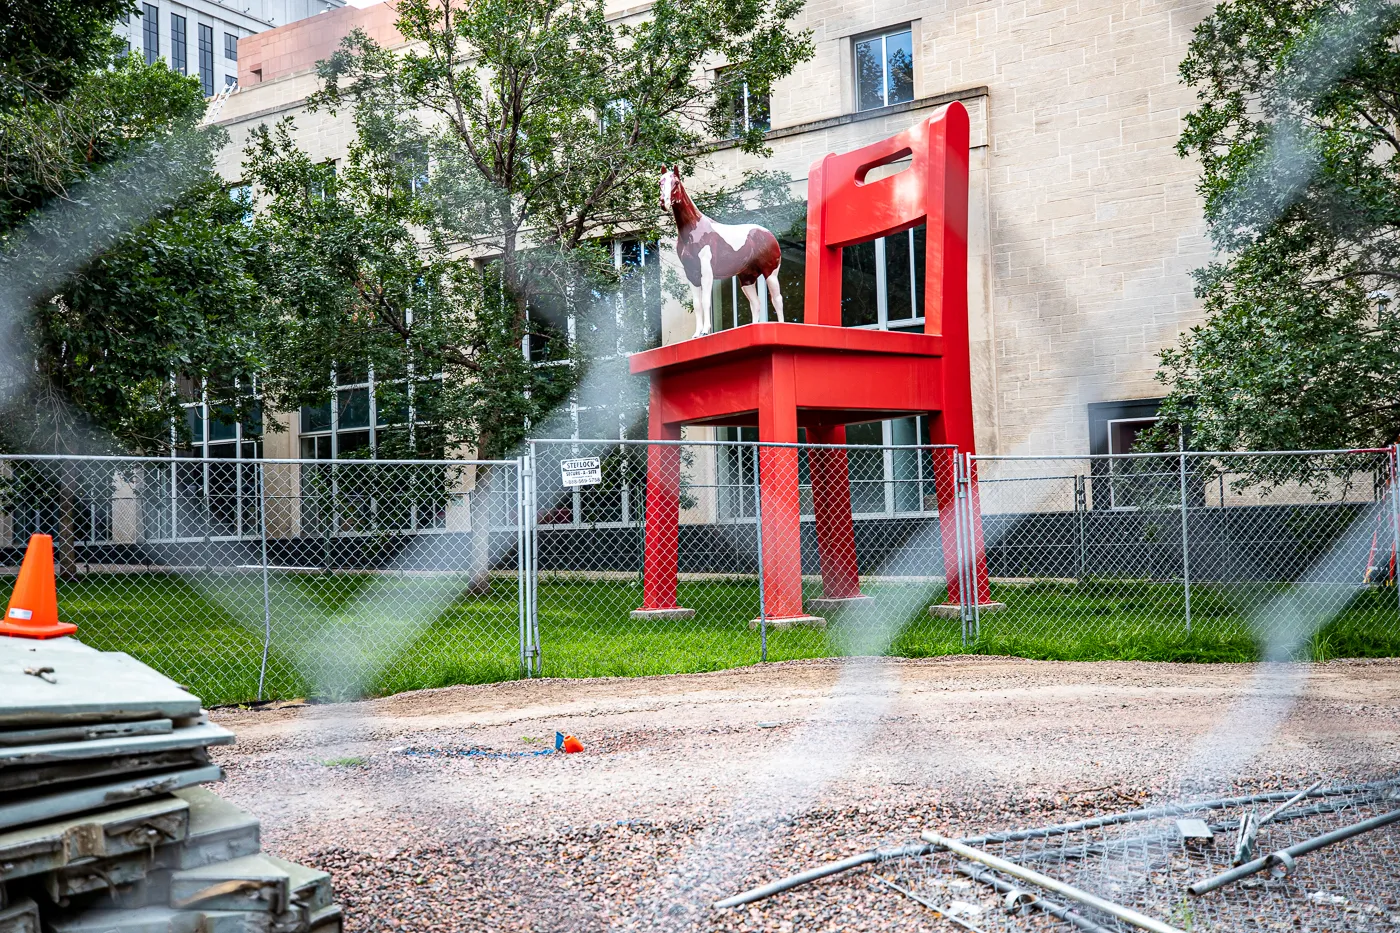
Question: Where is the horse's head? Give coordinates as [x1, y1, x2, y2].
[659, 165, 681, 215]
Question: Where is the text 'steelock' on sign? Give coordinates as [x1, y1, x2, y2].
[561, 457, 602, 488]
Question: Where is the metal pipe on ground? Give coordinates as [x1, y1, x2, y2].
[964, 778, 1400, 846]
[1021, 795, 1368, 867]
[1188, 807, 1400, 896]
[1258, 780, 1323, 826]
[955, 862, 1117, 933]
[712, 844, 932, 909]
[1236, 779, 1323, 866]
[920, 830, 1187, 933]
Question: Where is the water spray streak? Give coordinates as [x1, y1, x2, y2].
[0, 133, 213, 419]
[1179, 488, 1393, 794]
[625, 514, 950, 929]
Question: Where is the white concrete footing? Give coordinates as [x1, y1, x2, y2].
[928, 601, 1006, 619]
[629, 607, 697, 621]
[748, 615, 827, 631]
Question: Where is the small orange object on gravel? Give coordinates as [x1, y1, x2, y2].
[562, 735, 584, 753]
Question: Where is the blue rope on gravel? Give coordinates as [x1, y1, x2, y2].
[399, 732, 569, 759]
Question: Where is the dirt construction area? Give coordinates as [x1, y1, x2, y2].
[207, 657, 1400, 932]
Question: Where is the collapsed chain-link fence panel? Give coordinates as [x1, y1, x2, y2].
[968, 450, 1400, 654]
[0, 455, 524, 704]
[882, 777, 1400, 933]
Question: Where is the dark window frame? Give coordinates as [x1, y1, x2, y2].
[142, 3, 160, 65]
[170, 13, 187, 74]
[197, 24, 214, 96]
[1087, 399, 1164, 457]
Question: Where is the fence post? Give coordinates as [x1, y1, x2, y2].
[516, 456, 527, 677]
[1074, 473, 1087, 583]
[966, 453, 981, 642]
[256, 461, 272, 701]
[1178, 439, 1192, 636]
[527, 441, 541, 677]
[1391, 444, 1400, 616]
[752, 444, 767, 663]
[954, 452, 972, 645]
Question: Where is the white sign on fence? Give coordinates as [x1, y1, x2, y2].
[560, 457, 602, 488]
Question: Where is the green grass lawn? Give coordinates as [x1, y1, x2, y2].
[48, 572, 1400, 706]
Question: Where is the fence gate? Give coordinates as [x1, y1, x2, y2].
[526, 439, 767, 679]
[524, 438, 976, 676]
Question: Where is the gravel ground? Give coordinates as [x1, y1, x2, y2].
[207, 657, 1400, 931]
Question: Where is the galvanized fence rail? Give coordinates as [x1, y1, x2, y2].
[1, 444, 1396, 702]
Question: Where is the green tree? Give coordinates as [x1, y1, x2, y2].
[1156, 0, 1400, 452]
[280, 0, 813, 459]
[1, 46, 260, 456]
[1, 4, 267, 571]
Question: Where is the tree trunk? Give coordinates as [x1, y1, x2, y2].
[56, 461, 79, 579]
[468, 461, 495, 595]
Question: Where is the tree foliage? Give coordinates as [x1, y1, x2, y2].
[271, 0, 812, 457]
[1157, 0, 1400, 452]
[0, 7, 262, 454]
[242, 120, 574, 460]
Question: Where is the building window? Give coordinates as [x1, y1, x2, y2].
[530, 240, 662, 527]
[716, 417, 939, 521]
[528, 239, 662, 371]
[224, 32, 238, 60]
[854, 26, 914, 111]
[298, 371, 440, 461]
[229, 184, 253, 225]
[198, 24, 214, 96]
[401, 150, 428, 195]
[170, 13, 186, 74]
[719, 69, 770, 136]
[297, 370, 446, 532]
[155, 377, 262, 540]
[142, 4, 160, 65]
[8, 464, 113, 546]
[1087, 398, 1167, 510]
[841, 225, 926, 331]
[225, 73, 237, 88]
[709, 205, 806, 331]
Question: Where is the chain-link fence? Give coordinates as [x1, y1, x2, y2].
[526, 438, 965, 678]
[0, 454, 524, 704]
[3, 445, 1397, 702]
[970, 449, 1400, 656]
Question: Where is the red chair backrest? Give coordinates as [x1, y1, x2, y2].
[803, 102, 970, 337]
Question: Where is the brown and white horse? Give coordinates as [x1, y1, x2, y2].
[660, 166, 784, 339]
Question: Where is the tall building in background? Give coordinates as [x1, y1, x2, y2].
[114, 0, 344, 95]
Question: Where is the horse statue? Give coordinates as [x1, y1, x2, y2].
[659, 166, 784, 339]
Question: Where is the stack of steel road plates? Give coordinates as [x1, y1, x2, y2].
[0, 637, 343, 933]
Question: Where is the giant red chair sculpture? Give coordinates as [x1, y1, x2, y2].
[629, 101, 995, 624]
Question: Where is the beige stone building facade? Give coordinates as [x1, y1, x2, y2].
[213, 0, 1216, 462]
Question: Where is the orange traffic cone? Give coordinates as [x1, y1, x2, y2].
[1, 534, 77, 639]
[562, 735, 584, 754]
